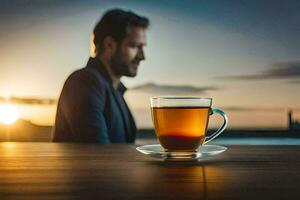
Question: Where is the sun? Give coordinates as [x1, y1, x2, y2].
[0, 104, 19, 125]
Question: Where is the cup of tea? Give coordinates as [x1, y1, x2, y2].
[150, 97, 228, 154]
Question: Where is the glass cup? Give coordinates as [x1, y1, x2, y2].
[151, 97, 228, 156]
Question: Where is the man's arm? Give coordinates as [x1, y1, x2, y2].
[62, 71, 110, 143]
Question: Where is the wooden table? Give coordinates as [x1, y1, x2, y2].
[0, 142, 299, 200]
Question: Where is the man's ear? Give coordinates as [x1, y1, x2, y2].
[103, 36, 117, 57]
[90, 32, 96, 58]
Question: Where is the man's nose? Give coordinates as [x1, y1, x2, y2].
[137, 48, 145, 60]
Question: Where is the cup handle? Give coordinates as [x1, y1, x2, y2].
[203, 108, 228, 145]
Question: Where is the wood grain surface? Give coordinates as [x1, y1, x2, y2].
[0, 142, 299, 200]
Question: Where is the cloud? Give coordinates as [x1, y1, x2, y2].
[218, 61, 300, 81]
[130, 82, 219, 95]
[289, 80, 300, 84]
[0, 96, 57, 105]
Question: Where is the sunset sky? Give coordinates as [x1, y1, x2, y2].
[0, 0, 299, 128]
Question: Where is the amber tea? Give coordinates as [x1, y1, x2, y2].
[151, 107, 210, 151]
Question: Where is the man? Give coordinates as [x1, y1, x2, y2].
[52, 9, 149, 143]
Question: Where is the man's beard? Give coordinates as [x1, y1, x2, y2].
[111, 53, 128, 76]
[110, 51, 137, 77]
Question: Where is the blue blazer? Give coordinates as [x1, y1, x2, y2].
[52, 57, 136, 143]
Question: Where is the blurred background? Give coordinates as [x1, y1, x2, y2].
[0, 0, 299, 143]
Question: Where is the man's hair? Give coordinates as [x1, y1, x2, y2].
[93, 9, 149, 55]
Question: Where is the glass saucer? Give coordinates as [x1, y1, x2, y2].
[136, 144, 227, 160]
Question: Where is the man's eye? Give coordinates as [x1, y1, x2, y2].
[129, 44, 139, 48]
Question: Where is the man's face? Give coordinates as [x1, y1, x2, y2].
[110, 26, 147, 77]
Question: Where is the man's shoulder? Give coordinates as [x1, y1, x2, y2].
[65, 66, 109, 89]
